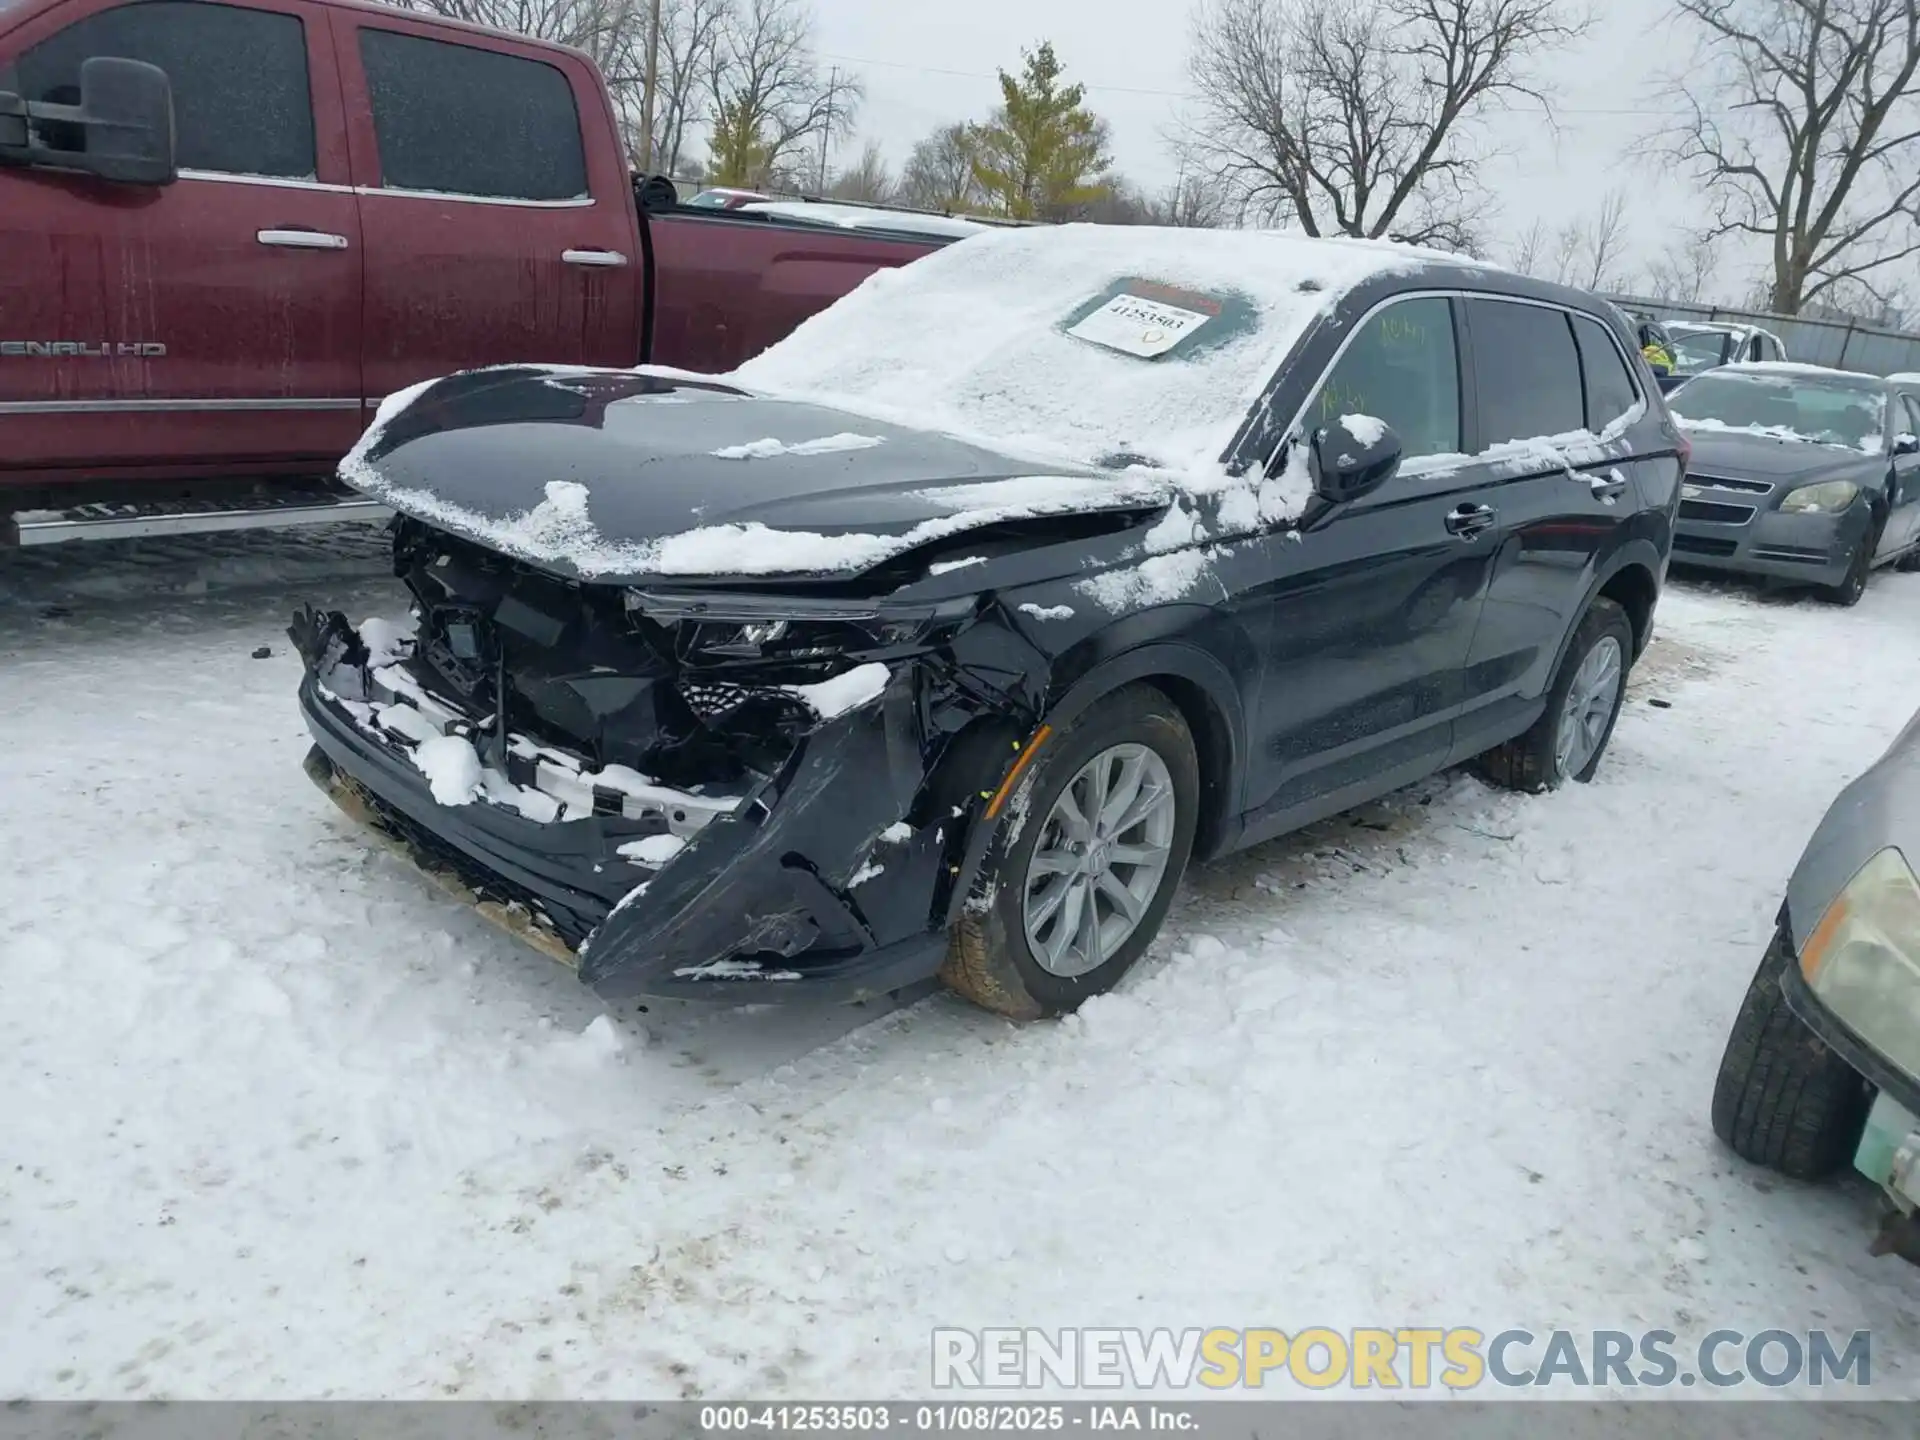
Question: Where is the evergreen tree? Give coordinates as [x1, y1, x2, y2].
[967, 43, 1112, 221]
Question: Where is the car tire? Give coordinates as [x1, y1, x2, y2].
[1895, 543, 1920, 573]
[1710, 927, 1870, 1180]
[1476, 597, 1633, 795]
[939, 684, 1199, 1019]
[1826, 535, 1872, 606]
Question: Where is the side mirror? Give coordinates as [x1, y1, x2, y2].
[0, 56, 176, 186]
[1308, 415, 1403, 504]
[1896, 433, 1920, 457]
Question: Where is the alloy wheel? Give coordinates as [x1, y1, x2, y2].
[1022, 743, 1177, 979]
[1555, 634, 1623, 780]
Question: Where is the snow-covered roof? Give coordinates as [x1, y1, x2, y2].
[1724, 359, 1881, 383]
[732, 223, 1438, 479]
[739, 201, 990, 239]
[1888, 372, 1920, 387]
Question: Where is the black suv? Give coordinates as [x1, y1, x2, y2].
[293, 228, 1682, 1018]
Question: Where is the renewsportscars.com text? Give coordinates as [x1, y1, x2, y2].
[930, 1327, 1872, 1391]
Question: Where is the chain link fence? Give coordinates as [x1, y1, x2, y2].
[1607, 293, 1920, 376]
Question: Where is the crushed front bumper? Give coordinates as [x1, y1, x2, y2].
[296, 621, 962, 1002]
[1670, 481, 1870, 587]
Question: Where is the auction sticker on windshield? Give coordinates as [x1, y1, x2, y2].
[1068, 291, 1215, 358]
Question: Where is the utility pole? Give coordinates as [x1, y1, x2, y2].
[637, 0, 661, 172]
[817, 65, 837, 193]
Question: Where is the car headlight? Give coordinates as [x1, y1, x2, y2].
[624, 589, 977, 662]
[1800, 847, 1920, 1075]
[1779, 480, 1860, 514]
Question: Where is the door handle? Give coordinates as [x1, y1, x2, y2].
[563, 249, 628, 267]
[1589, 472, 1630, 502]
[1445, 503, 1496, 538]
[257, 229, 349, 250]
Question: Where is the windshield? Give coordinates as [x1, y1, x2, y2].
[1670, 371, 1886, 451]
[730, 224, 1421, 475]
[1669, 327, 1732, 374]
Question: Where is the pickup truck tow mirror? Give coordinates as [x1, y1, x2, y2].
[0, 56, 176, 186]
[634, 173, 679, 212]
[1308, 417, 1402, 505]
[1896, 433, 1920, 458]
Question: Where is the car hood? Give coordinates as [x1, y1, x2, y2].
[342, 367, 1170, 585]
[1681, 429, 1882, 485]
[1786, 707, 1920, 950]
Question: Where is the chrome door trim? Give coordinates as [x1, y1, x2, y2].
[0, 398, 363, 414]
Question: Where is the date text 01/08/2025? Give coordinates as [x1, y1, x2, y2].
[697, 1406, 1199, 1433]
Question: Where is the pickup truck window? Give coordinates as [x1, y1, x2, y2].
[16, 1, 314, 178]
[358, 28, 586, 202]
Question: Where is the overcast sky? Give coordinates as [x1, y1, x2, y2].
[811, 0, 1724, 291]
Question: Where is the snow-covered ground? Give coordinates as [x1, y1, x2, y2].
[5, 537, 1920, 1399]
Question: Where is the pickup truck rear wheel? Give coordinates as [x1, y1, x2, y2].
[1711, 926, 1870, 1180]
[940, 684, 1198, 1019]
[1475, 597, 1632, 794]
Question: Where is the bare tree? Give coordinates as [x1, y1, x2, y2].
[1574, 187, 1631, 290]
[636, 0, 731, 176]
[1642, 233, 1720, 303]
[1664, 0, 1920, 314]
[1186, 0, 1588, 242]
[829, 140, 896, 203]
[1157, 169, 1234, 227]
[1508, 217, 1551, 276]
[703, 0, 858, 187]
[897, 123, 982, 211]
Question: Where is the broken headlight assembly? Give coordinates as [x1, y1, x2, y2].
[625, 589, 980, 666]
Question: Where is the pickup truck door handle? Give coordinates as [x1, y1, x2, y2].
[1589, 472, 1630, 502]
[1444, 503, 1497, 538]
[563, 248, 628, 267]
[257, 229, 349, 250]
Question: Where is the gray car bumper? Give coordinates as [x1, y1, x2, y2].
[1670, 484, 1872, 586]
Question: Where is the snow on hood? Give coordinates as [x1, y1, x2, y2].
[729, 224, 1423, 482]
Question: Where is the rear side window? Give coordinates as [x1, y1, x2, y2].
[1572, 315, 1639, 432]
[1306, 296, 1461, 462]
[17, 0, 313, 177]
[358, 29, 586, 201]
[1465, 298, 1584, 446]
[1900, 394, 1920, 439]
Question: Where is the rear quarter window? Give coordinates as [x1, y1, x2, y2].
[1464, 298, 1585, 446]
[1572, 314, 1640, 432]
[358, 28, 586, 201]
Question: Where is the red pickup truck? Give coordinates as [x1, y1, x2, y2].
[0, 0, 960, 544]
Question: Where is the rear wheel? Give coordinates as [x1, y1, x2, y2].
[1711, 928, 1871, 1180]
[940, 685, 1199, 1019]
[1476, 598, 1632, 794]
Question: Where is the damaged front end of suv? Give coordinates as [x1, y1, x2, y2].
[292, 366, 1165, 1000]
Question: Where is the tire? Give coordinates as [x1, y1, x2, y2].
[1895, 543, 1920, 573]
[1710, 927, 1871, 1180]
[939, 684, 1199, 1019]
[1476, 597, 1633, 794]
[1825, 535, 1872, 606]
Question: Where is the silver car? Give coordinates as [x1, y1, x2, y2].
[1713, 705, 1920, 1257]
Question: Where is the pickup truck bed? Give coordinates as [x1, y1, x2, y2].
[0, 0, 960, 542]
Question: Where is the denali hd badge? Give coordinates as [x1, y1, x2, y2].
[0, 341, 167, 357]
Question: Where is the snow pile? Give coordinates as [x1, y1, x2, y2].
[710, 433, 885, 460]
[411, 735, 484, 806]
[1018, 603, 1075, 621]
[782, 662, 890, 719]
[617, 834, 687, 865]
[732, 224, 1423, 481]
[1338, 413, 1389, 446]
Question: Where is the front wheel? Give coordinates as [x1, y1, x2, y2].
[1826, 536, 1872, 606]
[940, 684, 1199, 1019]
[1476, 597, 1633, 794]
[1711, 928, 1870, 1179]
